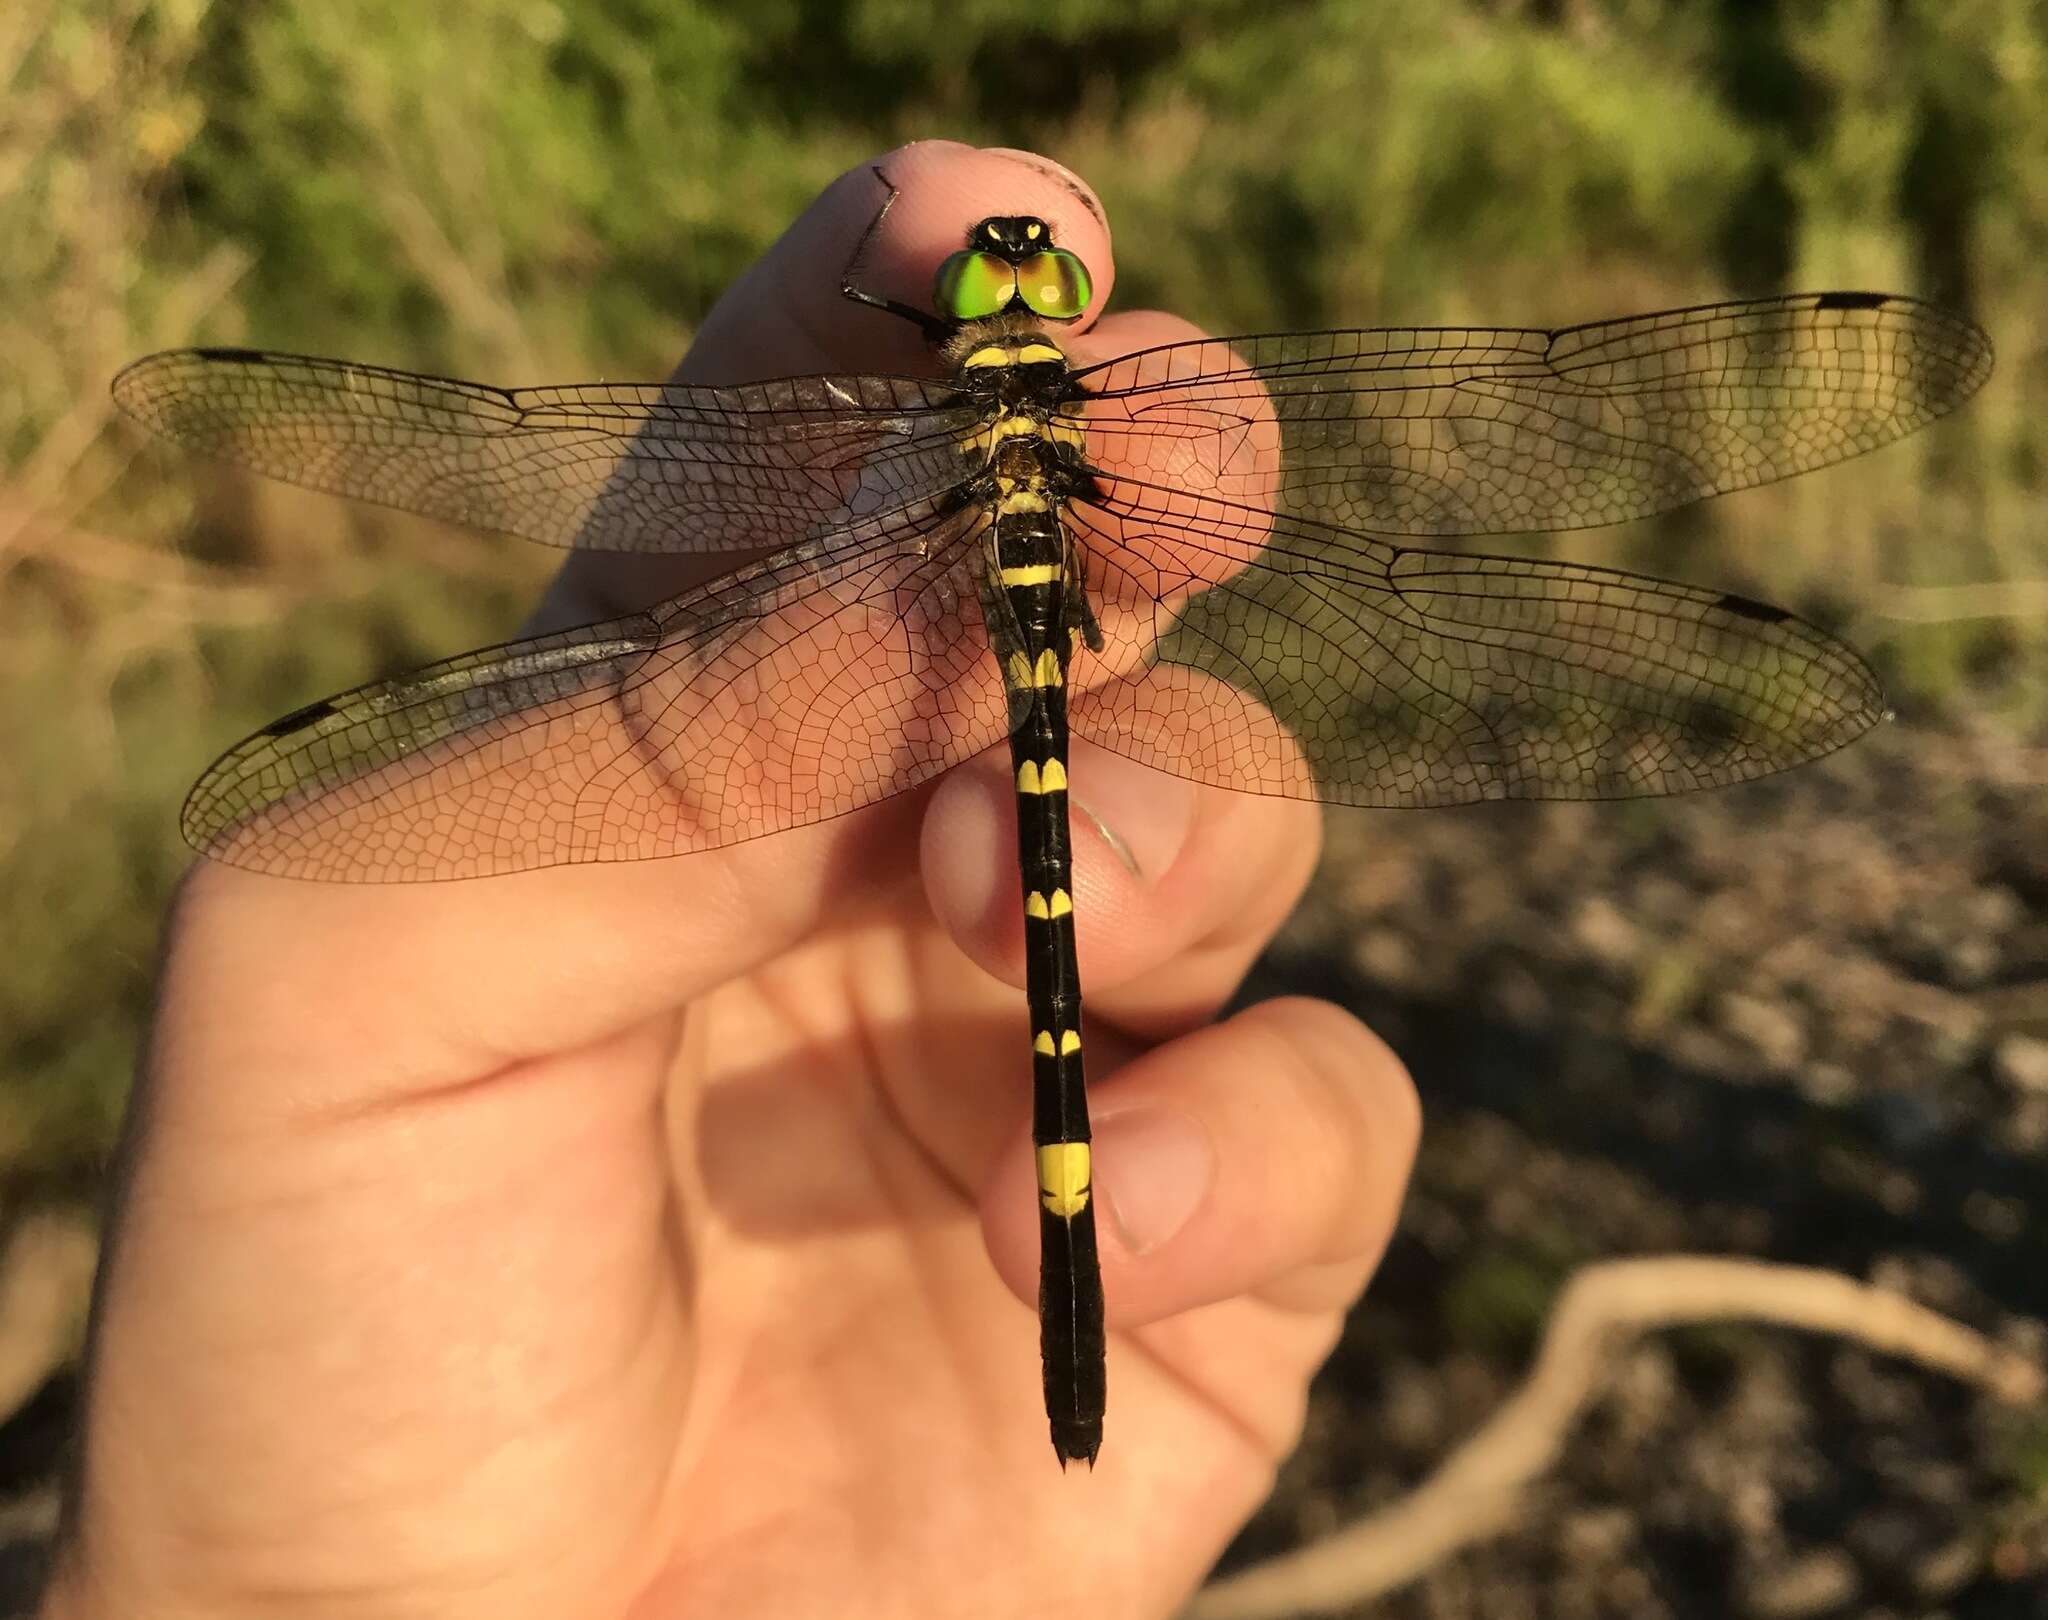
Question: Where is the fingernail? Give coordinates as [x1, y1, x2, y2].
[1095, 1107, 1214, 1254]
[1069, 750, 1196, 882]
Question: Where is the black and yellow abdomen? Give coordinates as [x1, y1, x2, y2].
[955, 326, 1105, 1466]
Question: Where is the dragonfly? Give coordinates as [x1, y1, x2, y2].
[112, 168, 1991, 1467]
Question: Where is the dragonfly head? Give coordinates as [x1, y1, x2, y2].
[934, 216, 1093, 324]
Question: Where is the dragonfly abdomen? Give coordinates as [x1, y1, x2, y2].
[998, 496, 1106, 1467]
[962, 327, 1107, 1466]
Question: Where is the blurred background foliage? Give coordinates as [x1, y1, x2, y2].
[3, 0, 2044, 1187]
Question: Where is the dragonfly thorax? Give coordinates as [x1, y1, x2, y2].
[947, 317, 1089, 475]
[943, 313, 1072, 390]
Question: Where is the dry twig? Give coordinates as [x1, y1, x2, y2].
[1869, 578, 2048, 623]
[0, 1212, 97, 1424]
[1188, 1256, 2044, 1620]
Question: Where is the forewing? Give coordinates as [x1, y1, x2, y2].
[1066, 294, 1990, 536]
[112, 348, 982, 553]
[1064, 479, 1885, 806]
[184, 509, 1004, 879]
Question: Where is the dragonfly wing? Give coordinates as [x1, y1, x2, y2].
[1065, 480, 1884, 806]
[1067, 294, 1990, 536]
[113, 348, 982, 554]
[184, 507, 1004, 879]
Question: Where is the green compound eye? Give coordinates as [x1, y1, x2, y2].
[933, 250, 1019, 319]
[1016, 249, 1092, 319]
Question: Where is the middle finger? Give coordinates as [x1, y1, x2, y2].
[921, 736, 1323, 1041]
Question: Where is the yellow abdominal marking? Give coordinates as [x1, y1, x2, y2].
[1031, 1027, 1083, 1057]
[1016, 757, 1068, 793]
[1037, 1143, 1092, 1218]
[1001, 561, 1058, 584]
[999, 492, 1049, 517]
[1005, 649, 1063, 691]
[1024, 888, 1074, 920]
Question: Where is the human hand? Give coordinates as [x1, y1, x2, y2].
[47, 142, 1419, 1620]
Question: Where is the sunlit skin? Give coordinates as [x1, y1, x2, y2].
[45, 142, 1418, 1620]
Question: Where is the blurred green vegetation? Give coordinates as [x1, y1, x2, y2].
[4, 0, 2045, 1171]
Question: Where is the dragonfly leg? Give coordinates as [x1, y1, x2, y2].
[978, 554, 1038, 735]
[838, 164, 950, 342]
[1065, 547, 1106, 655]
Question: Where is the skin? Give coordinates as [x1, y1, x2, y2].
[44, 143, 1420, 1620]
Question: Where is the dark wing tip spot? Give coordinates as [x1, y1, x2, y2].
[1813, 291, 1892, 313]
[1715, 591, 1792, 624]
[262, 698, 339, 737]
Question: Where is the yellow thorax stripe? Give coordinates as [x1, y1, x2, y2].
[962, 342, 1065, 371]
[959, 415, 1042, 465]
[1037, 1143, 1092, 1218]
[1015, 757, 1068, 794]
[1024, 888, 1074, 919]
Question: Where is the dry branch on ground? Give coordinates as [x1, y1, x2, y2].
[1190, 1256, 2044, 1620]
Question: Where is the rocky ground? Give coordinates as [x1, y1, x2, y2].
[1220, 712, 2048, 1617]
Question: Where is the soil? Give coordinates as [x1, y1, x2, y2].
[1219, 711, 2048, 1617]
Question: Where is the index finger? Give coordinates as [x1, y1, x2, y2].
[177, 147, 1126, 1082]
[682, 140, 1116, 385]
[533, 140, 1116, 630]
